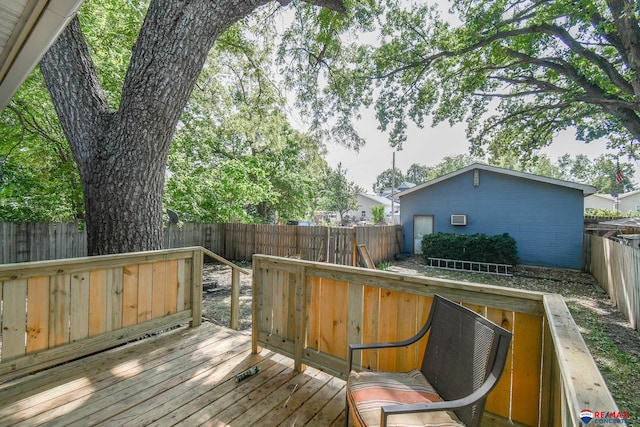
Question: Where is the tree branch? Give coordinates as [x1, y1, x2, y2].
[606, 0, 640, 97]
[40, 17, 112, 168]
[536, 22, 634, 96]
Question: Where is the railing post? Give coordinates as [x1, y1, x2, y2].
[251, 256, 261, 355]
[190, 249, 203, 327]
[294, 264, 307, 372]
[230, 267, 240, 330]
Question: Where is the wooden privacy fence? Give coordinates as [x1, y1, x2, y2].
[0, 222, 86, 264]
[170, 223, 401, 266]
[0, 247, 204, 382]
[0, 222, 402, 267]
[252, 255, 619, 427]
[584, 233, 640, 331]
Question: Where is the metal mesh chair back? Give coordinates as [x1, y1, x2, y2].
[420, 297, 505, 427]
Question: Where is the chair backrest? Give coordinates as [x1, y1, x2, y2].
[420, 295, 512, 427]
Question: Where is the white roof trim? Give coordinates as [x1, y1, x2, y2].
[588, 193, 616, 201]
[618, 188, 640, 199]
[0, 0, 85, 111]
[398, 163, 597, 197]
[359, 193, 399, 206]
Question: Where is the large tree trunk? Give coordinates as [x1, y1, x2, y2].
[40, 1, 268, 255]
[40, 0, 344, 255]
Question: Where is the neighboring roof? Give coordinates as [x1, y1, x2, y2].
[619, 189, 640, 199]
[396, 181, 416, 191]
[398, 163, 597, 197]
[587, 189, 640, 200]
[359, 194, 392, 205]
[0, 0, 84, 111]
[587, 193, 615, 201]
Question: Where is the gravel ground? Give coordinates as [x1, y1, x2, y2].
[201, 257, 640, 423]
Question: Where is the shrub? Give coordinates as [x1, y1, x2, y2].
[584, 208, 640, 218]
[377, 261, 390, 270]
[421, 232, 518, 265]
[370, 205, 385, 224]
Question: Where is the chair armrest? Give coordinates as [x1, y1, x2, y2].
[347, 319, 432, 372]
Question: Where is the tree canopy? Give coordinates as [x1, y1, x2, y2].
[164, 16, 328, 223]
[294, 0, 640, 162]
[557, 153, 636, 194]
[372, 167, 405, 195]
[0, 71, 83, 221]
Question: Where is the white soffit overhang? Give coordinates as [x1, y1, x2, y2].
[0, 0, 85, 112]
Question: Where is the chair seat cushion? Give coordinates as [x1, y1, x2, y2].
[347, 369, 466, 427]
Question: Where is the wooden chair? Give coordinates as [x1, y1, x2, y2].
[345, 294, 512, 427]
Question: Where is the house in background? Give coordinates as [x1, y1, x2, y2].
[584, 193, 616, 212]
[347, 194, 397, 224]
[619, 190, 640, 213]
[584, 190, 640, 214]
[398, 163, 596, 269]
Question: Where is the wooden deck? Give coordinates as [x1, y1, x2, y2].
[0, 321, 347, 426]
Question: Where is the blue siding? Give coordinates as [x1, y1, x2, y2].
[400, 169, 585, 269]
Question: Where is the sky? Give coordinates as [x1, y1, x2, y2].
[322, 109, 640, 193]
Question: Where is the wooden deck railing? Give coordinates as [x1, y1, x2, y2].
[200, 247, 251, 330]
[252, 255, 619, 427]
[0, 247, 206, 382]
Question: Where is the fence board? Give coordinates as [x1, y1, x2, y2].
[361, 286, 380, 370]
[586, 234, 639, 331]
[89, 269, 107, 337]
[26, 276, 49, 352]
[108, 267, 124, 331]
[485, 307, 513, 417]
[152, 262, 166, 319]
[378, 290, 404, 372]
[137, 263, 153, 323]
[122, 265, 139, 327]
[308, 276, 321, 352]
[2, 279, 27, 359]
[395, 291, 419, 371]
[165, 260, 178, 315]
[69, 272, 89, 341]
[49, 273, 71, 347]
[511, 311, 542, 426]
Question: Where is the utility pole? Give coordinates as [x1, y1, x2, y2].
[391, 152, 396, 224]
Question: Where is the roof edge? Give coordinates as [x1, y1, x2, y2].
[398, 163, 597, 197]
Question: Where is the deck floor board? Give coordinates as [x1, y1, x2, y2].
[0, 322, 346, 426]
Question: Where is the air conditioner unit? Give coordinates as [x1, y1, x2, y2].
[451, 214, 467, 226]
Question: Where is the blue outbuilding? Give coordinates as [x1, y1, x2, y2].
[398, 163, 596, 269]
